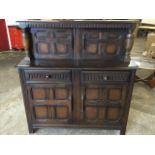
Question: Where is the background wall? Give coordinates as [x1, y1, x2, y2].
[0, 19, 10, 51]
[141, 19, 155, 25]
[5, 19, 19, 26]
[5, 19, 19, 49]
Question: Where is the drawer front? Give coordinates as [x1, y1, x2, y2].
[31, 28, 73, 60]
[81, 70, 130, 83]
[24, 69, 72, 83]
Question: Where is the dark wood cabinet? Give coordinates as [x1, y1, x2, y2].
[17, 20, 138, 134]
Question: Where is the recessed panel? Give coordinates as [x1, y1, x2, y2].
[86, 107, 97, 120]
[38, 42, 49, 54]
[86, 43, 97, 54]
[86, 88, 99, 100]
[105, 43, 117, 55]
[55, 88, 68, 99]
[107, 108, 120, 121]
[56, 43, 67, 53]
[32, 88, 46, 100]
[56, 107, 68, 119]
[108, 88, 122, 101]
[35, 106, 48, 119]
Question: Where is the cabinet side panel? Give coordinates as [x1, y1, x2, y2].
[121, 69, 136, 134]
[18, 68, 34, 133]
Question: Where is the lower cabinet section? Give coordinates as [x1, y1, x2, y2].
[18, 67, 136, 134]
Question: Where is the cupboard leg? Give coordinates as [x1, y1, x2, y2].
[28, 127, 35, 134]
[120, 128, 126, 135]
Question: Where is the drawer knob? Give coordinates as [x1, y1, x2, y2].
[103, 76, 108, 80]
[45, 75, 51, 78]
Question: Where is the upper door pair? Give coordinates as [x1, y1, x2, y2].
[30, 28, 130, 67]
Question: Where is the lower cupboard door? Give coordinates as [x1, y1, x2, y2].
[26, 84, 73, 123]
[81, 84, 128, 124]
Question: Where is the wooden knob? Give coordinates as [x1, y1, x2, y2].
[103, 76, 108, 80]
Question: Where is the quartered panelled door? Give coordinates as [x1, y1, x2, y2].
[31, 28, 74, 65]
[81, 84, 127, 123]
[79, 29, 127, 66]
[26, 84, 73, 124]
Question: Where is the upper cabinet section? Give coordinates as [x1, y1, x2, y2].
[18, 20, 138, 67]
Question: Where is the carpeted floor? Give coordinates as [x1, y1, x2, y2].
[0, 38, 155, 135]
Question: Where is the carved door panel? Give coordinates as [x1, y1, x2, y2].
[31, 28, 73, 60]
[79, 29, 127, 63]
[27, 84, 73, 123]
[81, 70, 129, 124]
[82, 85, 127, 123]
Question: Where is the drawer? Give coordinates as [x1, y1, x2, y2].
[24, 69, 72, 83]
[81, 70, 130, 83]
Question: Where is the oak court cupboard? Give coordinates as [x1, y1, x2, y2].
[17, 20, 138, 134]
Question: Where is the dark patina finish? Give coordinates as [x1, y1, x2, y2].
[17, 20, 138, 134]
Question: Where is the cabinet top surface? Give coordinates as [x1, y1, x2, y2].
[17, 19, 139, 29]
[18, 19, 138, 23]
[17, 57, 137, 69]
